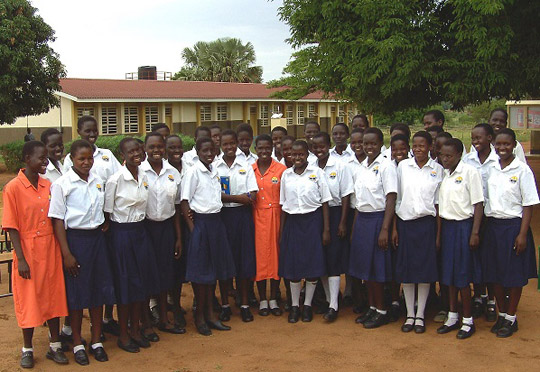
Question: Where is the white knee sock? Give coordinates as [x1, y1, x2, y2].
[304, 280, 318, 306]
[344, 274, 353, 297]
[329, 276, 340, 311]
[402, 283, 416, 319]
[290, 282, 302, 307]
[320, 276, 331, 303]
[415, 283, 430, 321]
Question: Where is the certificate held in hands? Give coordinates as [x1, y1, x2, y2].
[220, 176, 230, 195]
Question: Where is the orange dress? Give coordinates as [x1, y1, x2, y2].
[252, 160, 287, 281]
[2, 170, 68, 328]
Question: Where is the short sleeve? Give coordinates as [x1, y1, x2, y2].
[1, 182, 19, 230]
[103, 176, 118, 214]
[180, 169, 197, 203]
[109, 153, 122, 175]
[381, 162, 398, 195]
[174, 176, 182, 205]
[246, 167, 259, 193]
[515, 142, 527, 163]
[318, 169, 333, 203]
[468, 168, 484, 205]
[63, 154, 73, 173]
[520, 166, 540, 207]
[338, 163, 354, 198]
[279, 172, 287, 206]
[48, 181, 67, 220]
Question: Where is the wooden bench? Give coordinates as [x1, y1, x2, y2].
[0, 230, 13, 298]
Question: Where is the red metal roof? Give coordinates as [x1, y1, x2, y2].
[59, 78, 329, 101]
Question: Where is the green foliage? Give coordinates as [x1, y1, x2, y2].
[0, 140, 24, 172]
[0, 0, 65, 124]
[177, 133, 195, 151]
[271, 0, 540, 114]
[173, 38, 263, 83]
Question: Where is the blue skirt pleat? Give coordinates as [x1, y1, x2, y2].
[279, 209, 326, 281]
[440, 218, 482, 287]
[146, 218, 178, 292]
[395, 216, 438, 283]
[481, 217, 537, 287]
[349, 211, 392, 282]
[324, 206, 350, 276]
[174, 222, 190, 284]
[64, 228, 116, 310]
[185, 213, 236, 285]
[109, 221, 160, 304]
[221, 207, 257, 279]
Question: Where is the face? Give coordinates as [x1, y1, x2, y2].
[349, 133, 364, 157]
[434, 137, 449, 161]
[272, 131, 284, 151]
[489, 111, 507, 134]
[237, 131, 253, 154]
[45, 133, 64, 161]
[412, 136, 430, 161]
[198, 142, 215, 165]
[210, 127, 221, 148]
[312, 137, 330, 160]
[423, 114, 442, 130]
[281, 139, 294, 164]
[363, 133, 382, 159]
[78, 120, 99, 145]
[304, 124, 320, 146]
[26, 146, 48, 174]
[166, 137, 183, 164]
[471, 127, 491, 153]
[291, 144, 308, 168]
[122, 140, 142, 167]
[145, 136, 165, 163]
[439, 145, 461, 170]
[155, 127, 170, 139]
[332, 125, 349, 147]
[255, 139, 273, 161]
[391, 140, 409, 163]
[494, 133, 515, 161]
[351, 117, 368, 131]
[72, 146, 94, 176]
[221, 134, 238, 158]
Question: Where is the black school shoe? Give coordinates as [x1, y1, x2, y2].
[46, 348, 69, 365]
[389, 303, 401, 322]
[437, 322, 460, 334]
[219, 306, 232, 322]
[20, 351, 34, 369]
[74, 349, 90, 366]
[174, 311, 187, 329]
[355, 308, 375, 324]
[364, 311, 389, 329]
[207, 320, 231, 331]
[490, 316, 506, 334]
[271, 307, 283, 316]
[457, 324, 476, 340]
[496, 319, 518, 338]
[401, 317, 415, 333]
[323, 308, 338, 322]
[102, 319, 120, 336]
[117, 339, 140, 353]
[414, 318, 426, 334]
[486, 303, 497, 322]
[472, 299, 485, 319]
[288, 306, 300, 323]
[302, 305, 313, 322]
[315, 301, 329, 315]
[258, 306, 270, 316]
[89, 345, 109, 361]
[241, 307, 254, 322]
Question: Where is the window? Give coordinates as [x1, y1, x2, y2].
[200, 104, 211, 122]
[77, 107, 94, 118]
[165, 105, 172, 117]
[308, 104, 316, 118]
[260, 104, 269, 126]
[286, 104, 293, 126]
[297, 104, 305, 125]
[124, 106, 139, 133]
[217, 103, 228, 121]
[272, 103, 281, 115]
[101, 106, 118, 135]
[338, 104, 346, 123]
[145, 106, 159, 132]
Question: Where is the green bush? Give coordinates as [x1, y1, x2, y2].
[177, 133, 195, 151]
[0, 140, 25, 172]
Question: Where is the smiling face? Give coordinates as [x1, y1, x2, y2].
[304, 123, 320, 146]
[197, 141, 216, 165]
[391, 139, 409, 164]
[166, 137, 183, 164]
[363, 132, 382, 160]
[291, 144, 308, 168]
[332, 125, 349, 148]
[272, 131, 284, 152]
[489, 111, 507, 135]
[281, 139, 294, 165]
[221, 133, 238, 158]
[439, 144, 460, 171]
[145, 135, 166, 163]
[494, 133, 516, 161]
[78, 120, 99, 145]
[255, 138, 273, 162]
[312, 136, 330, 160]
[471, 127, 491, 153]
[122, 140, 142, 167]
[412, 136, 430, 162]
[25, 146, 49, 175]
[72, 146, 94, 177]
[349, 132, 364, 158]
[45, 133, 64, 162]
[237, 131, 253, 154]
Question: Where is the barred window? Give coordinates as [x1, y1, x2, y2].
[124, 106, 139, 133]
[101, 106, 118, 135]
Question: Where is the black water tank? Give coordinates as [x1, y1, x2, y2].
[138, 66, 157, 80]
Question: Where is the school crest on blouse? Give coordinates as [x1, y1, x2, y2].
[309, 174, 317, 181]
[143, 181, 149, 189]
[510, 176, 518, 184]
[271, 176, 279, 184]
[455, 176, 463, 184]
[430, 170, 437, 177]
[96, 184, 102, 191]
[329, 171, 337, 179]
[372, 166, 379, 175]
[168, 174, 174, 182]
[239, 169, 247, 175]
[102, 155, 109, 162]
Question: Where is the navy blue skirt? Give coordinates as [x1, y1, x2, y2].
[395, 216, 438, 283]
[279, 209, 326, 281]
[440, 218, 482, 288]
[146, 218, 177, 293]
[324, 206, 350, 276]
[185, 213, 236, 285]
[174, 222, 189, 284]
[481, 217, 537, 287]
[64, 228, 116, 310]
[109, 221, 160, 304]
[349, 211, 392, 282]
[221, 207, 256, 279]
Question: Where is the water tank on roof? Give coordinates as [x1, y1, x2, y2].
[138, 66, 157, 80]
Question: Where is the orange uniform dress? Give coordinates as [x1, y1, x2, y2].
[2, 170, 68, 328]
[252, 160, 287, 281]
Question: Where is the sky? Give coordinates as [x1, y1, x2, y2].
[31, 0, 294, 82]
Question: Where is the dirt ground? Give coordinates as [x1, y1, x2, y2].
[0, 156, 539, 372]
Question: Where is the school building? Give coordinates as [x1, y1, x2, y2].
[4, 77, 361, 144]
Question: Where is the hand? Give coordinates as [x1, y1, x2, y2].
[237, 194, 254, 205]
[174, 239, 182, 260]
[514, 233, 527, 255]
[63, 254, 80, 277]
[469, 232, 480, 251]
[187, 209, 194, 221]
[101, 220, 110, 233]
[17, 259, 31, 279]
[337, 222, 347, 239]
[392, 229, 399, 249]
[378, 228, 389, 250]
[322, 229, 331, 246]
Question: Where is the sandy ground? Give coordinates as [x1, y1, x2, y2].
[0, 157, 539, 372]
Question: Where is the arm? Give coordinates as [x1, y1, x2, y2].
[514, 206, 533, 255]
[391, 215, 399, 249]
[7, 229, 30, 279]
[180, 200, 195, 232]
[222, 193, 257, 205]
[337, 195, 350, 238]
[378, 193, 397, 250]
[469, 203, 483, 250]
[52, 218, 79, 277]
[322, 202, 331, 246]
[279, 210, 286, 242]
[173, 204, 183, 259]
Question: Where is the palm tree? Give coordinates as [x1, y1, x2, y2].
[173, 38, 263, 83]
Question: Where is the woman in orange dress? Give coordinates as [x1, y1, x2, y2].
[252, 134, 287, 316]
[2, 141, 69, 369]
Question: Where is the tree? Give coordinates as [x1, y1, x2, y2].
[270, 0, 540, 114]
[0, 0, 65, 124]
[173, 38, 263, 83]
